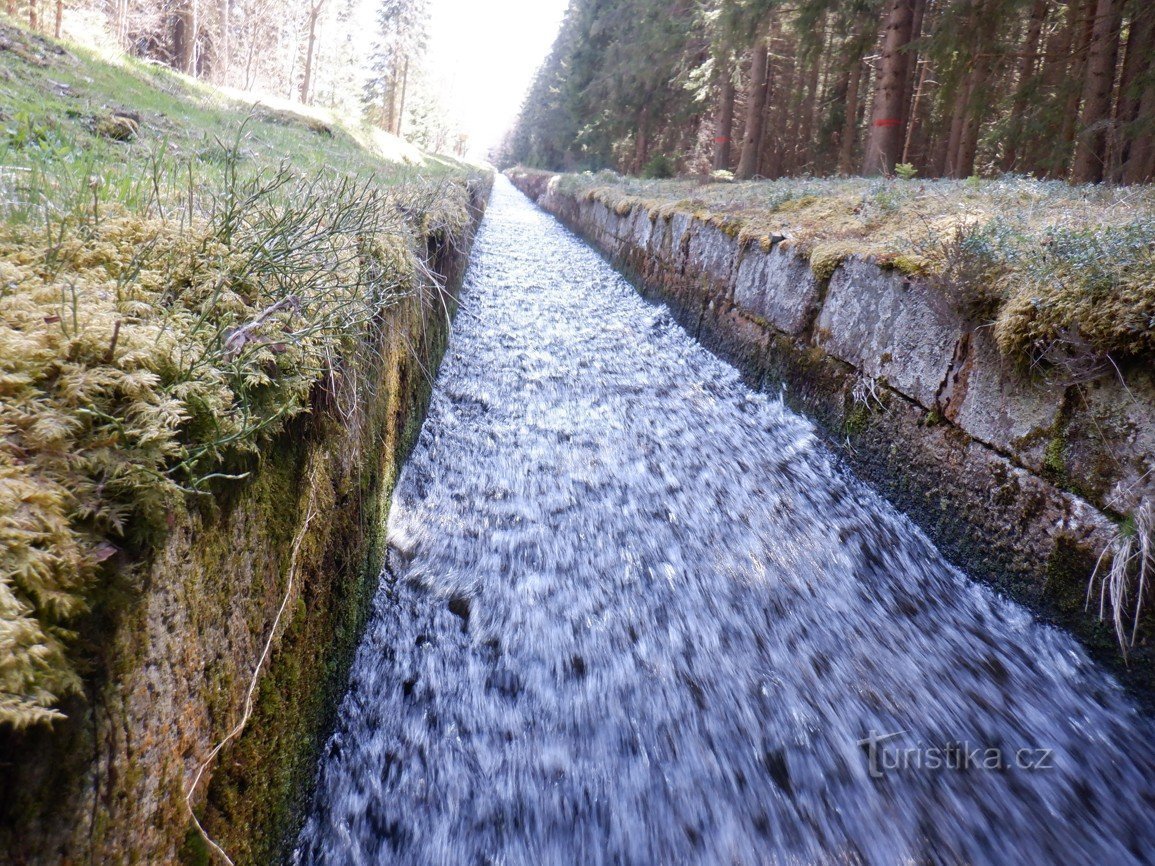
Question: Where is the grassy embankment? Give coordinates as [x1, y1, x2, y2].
[539, 169, 1155, 368]
[0, 21, 486, 729]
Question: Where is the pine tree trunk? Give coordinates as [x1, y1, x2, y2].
[53, 0, 61, 37]
[1122, 66, 1155, 182]
[28, 0, 38, 31]
[953, 62, 991, 177]
[172, 0, 198, 75]
[397, 56, 409, 138]
[944, 71, 973, 176]
[385, 79, 397, 134]
[1002, 0, 1049, 171]
[115, 0, 128, 49]
[713, 73, 735, 171]
[772, 50, 802, 177]
[838, 54, 863, 175]
[898, 0, 928, 131]
[735, 34, 769, 180]
[796, 43, 824, 173]
[754, 49, 775, 170]
[634, 105, 651, 172]
[299, 2, 320, 104]
[1058, 0, 1095, 175]
[1110, 0, 1153, 180]
[1071, 0, 1124, 182]
[189, 0, 199, 75]
[863, 0, 916, 174]
[217, 0, 230, 86]
[901, 59, 929, 165]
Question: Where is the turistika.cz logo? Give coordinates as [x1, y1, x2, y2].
[857, 729, 1055, 779]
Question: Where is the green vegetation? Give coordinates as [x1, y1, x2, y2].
[0, 22, 486, 729]
[541, 169, 1155, 365]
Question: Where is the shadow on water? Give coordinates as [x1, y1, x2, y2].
[294, 178, 1155, 866]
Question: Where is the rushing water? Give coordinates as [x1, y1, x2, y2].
[295, 178, 1155, 865]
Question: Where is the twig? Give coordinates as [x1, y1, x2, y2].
[184, 460, 323, 865]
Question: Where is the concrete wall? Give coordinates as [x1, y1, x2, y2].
[0, 180, 491, 866]
[509, 169, 1154, 698]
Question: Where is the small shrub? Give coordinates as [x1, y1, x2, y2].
[894, 162, 918, 181]
[641, 154, 676, 179]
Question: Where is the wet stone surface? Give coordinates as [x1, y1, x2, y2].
[295, 178, 1155, 866]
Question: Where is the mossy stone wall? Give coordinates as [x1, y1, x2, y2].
[0, 185, 488, 866]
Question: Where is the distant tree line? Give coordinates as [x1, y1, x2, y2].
[502, 0, 1155, 184]
[4, 0, 463, 151]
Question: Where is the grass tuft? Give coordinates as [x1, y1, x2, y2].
[1088, 502, 1155, 654]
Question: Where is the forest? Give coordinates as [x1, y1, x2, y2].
[2, 0, 464, 152]
[502, 0, 1155, 184]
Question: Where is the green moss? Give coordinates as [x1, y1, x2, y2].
[809, 246, 848, 282]
[1043, 435, 1067, 480]
[179, 824, 212, 866]
[845, 403, 871, 437]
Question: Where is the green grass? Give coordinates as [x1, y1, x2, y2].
[520, 167, 1155, 367]
[0, 24, 473, 221]
[0, 21, 489, 729]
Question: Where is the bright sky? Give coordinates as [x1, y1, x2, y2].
[423, 0, 569, 159]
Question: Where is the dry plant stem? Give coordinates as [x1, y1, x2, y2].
[1088, 501, 1155, 654]
[183, 459, 324, 865]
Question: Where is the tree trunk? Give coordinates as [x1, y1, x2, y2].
[753, 48, 775, 171]
[770, 49, 801, 177]
[898, 0, 928, 132]
[634, 105, 651, 172]
[172, 0, 198, 76]
[1111, 0, 1153, 180]
[5, 1, 15, 18]
[396, 56, 409, 138]
[901, 59, 929, 165]
[1002, 0, 1049, 171]
[217, 0, 231, 86]
[944, 71, 974, 176]
[1122, 61, 1155, 182]
[838, 54, 863, 175]
[1071, 0, 1124, 181]
[713, 72, 735, 171]
[953, 61, 991, 177]
[735, 34, 769, 180]
[53, 0, 61, 38]
[1057, 0, 1094, 175]
[115, 0, 128, 49]
[299, 2, 321, 104]
[863, 0, 917, 175]
[795, 38, 824, 174]
[28, 0, 37, 31]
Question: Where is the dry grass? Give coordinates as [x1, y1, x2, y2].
[1088, 501, 1155, 655]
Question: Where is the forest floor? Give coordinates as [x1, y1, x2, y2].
[0, 19, 487, 729]
[517, 167, 1155, 370]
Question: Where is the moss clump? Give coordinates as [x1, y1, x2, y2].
[809, 244, 850, 282]
[1042, 435, 1067, 479]
[844, 403, 871, 437]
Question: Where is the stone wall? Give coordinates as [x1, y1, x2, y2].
[0, 180, 490, 866]
[509, 169, 1154, 699]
